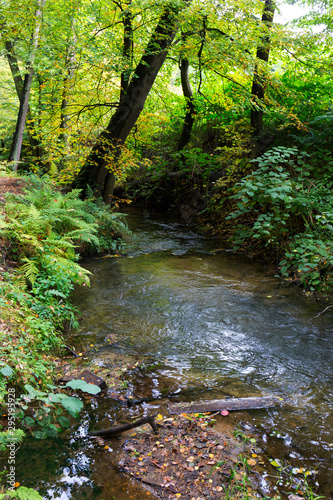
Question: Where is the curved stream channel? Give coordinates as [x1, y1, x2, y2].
[17, 209, 333, 498]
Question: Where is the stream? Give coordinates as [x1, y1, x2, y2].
[16, 208, 333, 499]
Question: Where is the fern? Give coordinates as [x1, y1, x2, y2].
[20, 257, 39, 286]
[0, 429, 25, 451]
[1, 179, 128, 333]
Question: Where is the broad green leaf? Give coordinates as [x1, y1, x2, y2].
[0, 365, 13, 377]
[61, 396, 83, 417]
[48, 393, 67, 403]
[65, 379, 101, 394]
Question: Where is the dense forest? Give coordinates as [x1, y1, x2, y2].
[0, 0, 333, 497]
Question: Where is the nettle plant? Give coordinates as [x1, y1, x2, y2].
[227, 146, 333, 291]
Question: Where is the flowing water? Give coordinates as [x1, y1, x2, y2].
[15, 209, 333, 498]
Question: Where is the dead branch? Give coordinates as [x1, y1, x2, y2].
[88, 414, 158, 437]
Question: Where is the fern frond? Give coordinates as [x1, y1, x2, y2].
[20, 257, 39, 286]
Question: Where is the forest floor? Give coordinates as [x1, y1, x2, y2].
[0, 175, 24, 204]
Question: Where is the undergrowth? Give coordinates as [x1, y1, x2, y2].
[0, 174, 129, 381]
[0, 173, 129, 492]
[226, 146, 333, 293]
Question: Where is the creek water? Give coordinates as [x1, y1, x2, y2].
[16, 209, 333, 499]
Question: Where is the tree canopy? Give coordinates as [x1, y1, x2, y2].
[1, 0, 330, 180]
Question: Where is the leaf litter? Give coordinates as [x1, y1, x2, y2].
[119, 414, 258, 499]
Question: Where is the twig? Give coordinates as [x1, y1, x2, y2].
[310, 304, 333, 320]
[151, 460, 163, 469]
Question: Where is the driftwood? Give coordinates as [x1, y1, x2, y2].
[88, 414, 158, 437]
[168, 396, 282, 415]
[63, 345, 80, 358]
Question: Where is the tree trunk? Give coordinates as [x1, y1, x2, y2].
[73, 3, 189, 203]
[60, 17, 77, 149]
[120, 1, 133, 102]
[178, 57, 196, 151]
[8, 0, 46, 171]
[250, 0, 275, 136]
[3, 39, 41, 157]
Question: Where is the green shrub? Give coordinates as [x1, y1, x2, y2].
[227, 146, 333, 292]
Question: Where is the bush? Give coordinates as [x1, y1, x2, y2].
[227, 146, 333, 292]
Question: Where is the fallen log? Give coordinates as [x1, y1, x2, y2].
[168, 396, 282, 415]
[88, 414, 158, 437]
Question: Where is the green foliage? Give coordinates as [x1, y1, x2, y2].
[0, 429, 25, 452]
[0, 486, 43, 499]
[227, 146, 333, 292]
[1, 176, 128, 327]
[14, 378, 101, 439]
[227, 147, 299, 246]
[65, 379, 101, 395]
[0, 176, 128, 444]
